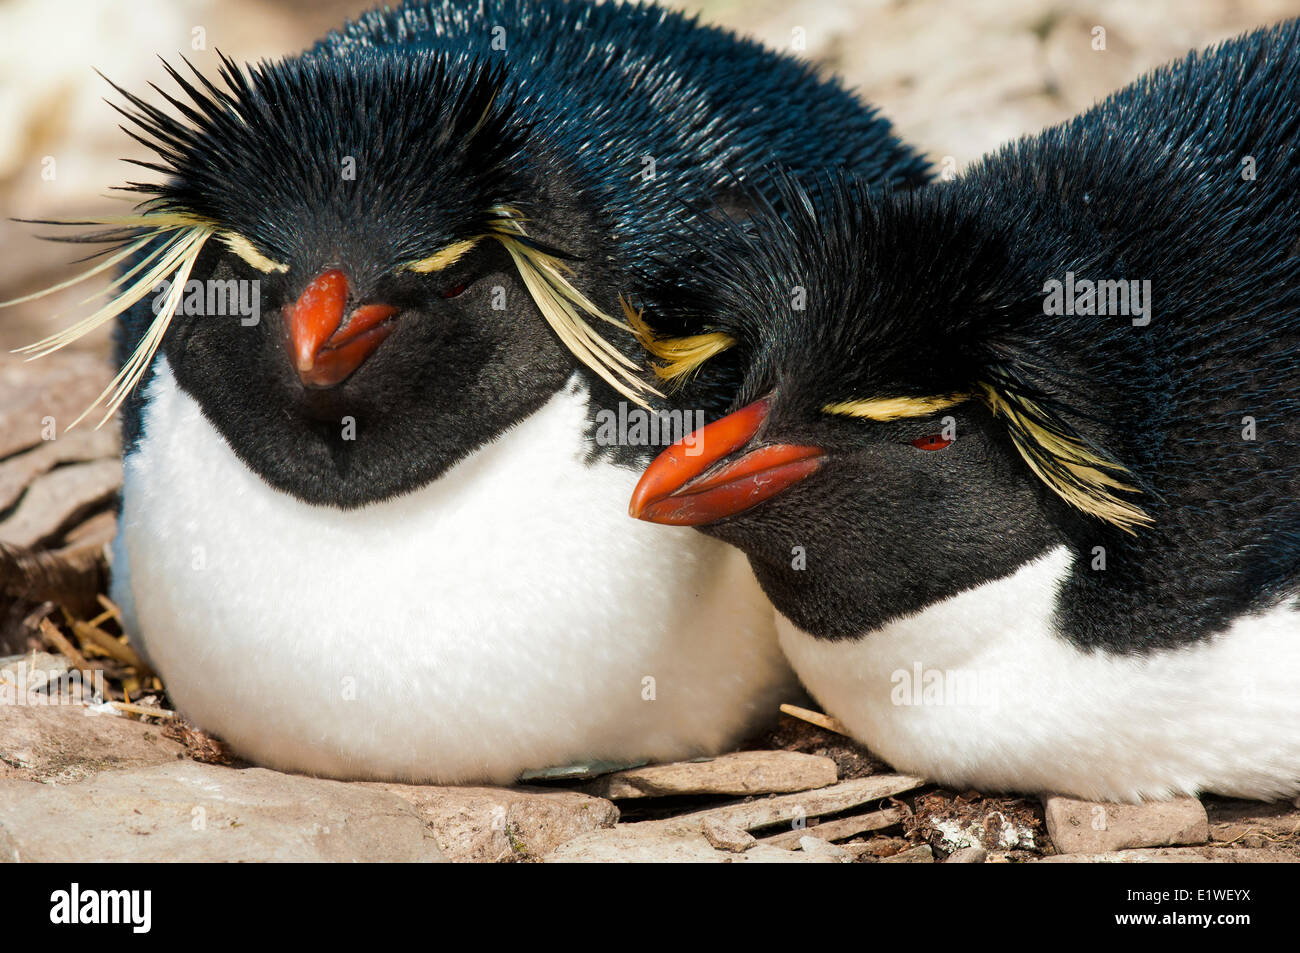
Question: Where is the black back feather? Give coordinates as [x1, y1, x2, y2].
[639, 20, 1300, 650]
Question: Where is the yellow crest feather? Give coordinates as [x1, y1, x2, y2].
[404, 239, 479, 273]
[623, 299, 736, 383]
[823, 394, 970, 421]
[821, 383, 1151, 533]
[977, 382, 1152, 533]
[221, 233, 288, 273]
[5, 201, 664, 427]
[2, 212, 215, 430]
[488, 206, 660, 406]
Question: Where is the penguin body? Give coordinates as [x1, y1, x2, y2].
[631, 21, 1300, 801]
[65, 0, 926, 782]
[776, 549, 1300, 801]
[115, 360, 782, 782]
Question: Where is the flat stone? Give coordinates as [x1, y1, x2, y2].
[701, 817, 756, 852]
[0, 703, 185, 784]
[1037, 848, 1214, 864]
[58, 508, 117, 549]
[762, 806, 905, 849]
[543, 824, 844, 863]
[0, 760, 446, 862]
[1044, 796, 1208, 854]
[881, 844, 935, 863]
[837, 844, 878, 861]
[945, 845, 988, 863]
[368, 782, 618, 863]
[0, 533, 111, 619]
[1036, 847, 1299, 864]
[519, 759, 646, 782]
[665, 774, 925, 835]
[798, 836, 853, 861]
[583, 750, 838, 799]
[0, 458, 121, 549]
[0, 427, 118, 513]
[1042, 14, 1152, 118]
[0, 354, 116, 460]
[1214, 847, 1300, 862]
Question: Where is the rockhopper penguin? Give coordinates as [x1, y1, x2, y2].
[630, 21, 1300, 801]
[2, 0, 927, 782]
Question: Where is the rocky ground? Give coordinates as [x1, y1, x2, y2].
[3, 1, 1300, 862]
[3, 684, 1298, 862]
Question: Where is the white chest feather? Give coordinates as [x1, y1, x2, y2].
[778, 547, 1300, 801]
[113, 360, 795, 783]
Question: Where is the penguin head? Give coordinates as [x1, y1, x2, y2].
[629, 174, 1152, 635]
[15, 51, 654, 508]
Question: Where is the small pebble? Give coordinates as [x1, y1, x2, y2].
[798, 836, 853, 861]
[701, 817, 756, 853]
[881, 844, 935, 863]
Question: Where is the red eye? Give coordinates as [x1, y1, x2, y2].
[911, 434, 952, 451]
[439, 282, 468, 299]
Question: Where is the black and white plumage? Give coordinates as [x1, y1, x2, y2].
[632, 21, 1300, 801]
[1, 0, 927, 783]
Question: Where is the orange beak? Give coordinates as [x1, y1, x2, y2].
[284, 269, 400, 388]
[629, 398, 825, 526]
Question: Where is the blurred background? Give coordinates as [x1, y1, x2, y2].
[1, 0, 1297, 353]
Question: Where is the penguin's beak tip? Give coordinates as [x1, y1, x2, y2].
[630, 398, 824, 526]
[285, 269, 400, 388]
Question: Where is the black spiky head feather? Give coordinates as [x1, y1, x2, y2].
[6, 43, 653, 442]
[634, 171, 1153, 532]
[4, 0, 933, 507]
[117, 51, 531, 277]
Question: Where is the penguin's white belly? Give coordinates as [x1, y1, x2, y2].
[778, 546, 1300, 801]
[113, 360, 795, 784]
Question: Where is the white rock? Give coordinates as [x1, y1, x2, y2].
[1044, 795, 1208, 854]
[798, 836, 853, 861]
[584, 750, 838, 799]
[0, 761, 446, 862]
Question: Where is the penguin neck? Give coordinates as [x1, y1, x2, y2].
[734, 475, 1083, 643]
[744, 528, 1064, 643]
